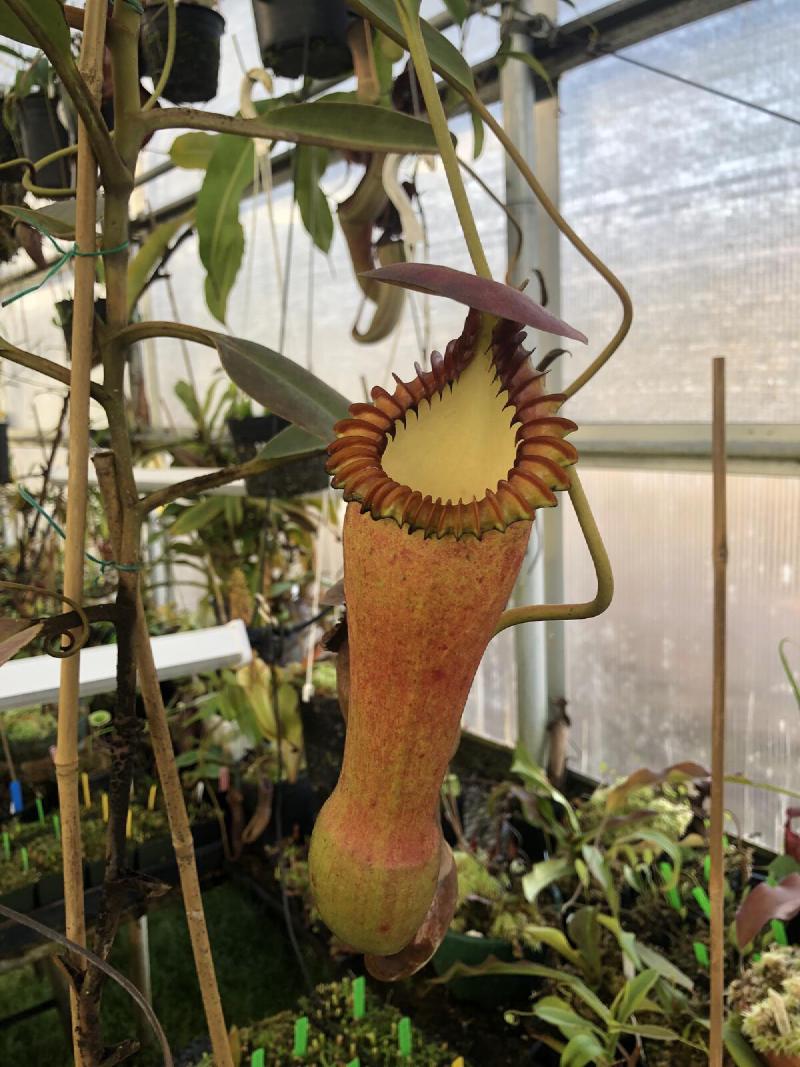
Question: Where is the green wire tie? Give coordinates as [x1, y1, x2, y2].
[17, 486, 142, 574]
[692, 885, 711, 919]
[292, 1016, 309, 1057]
[1, 222, 129, 309]
[693, 941, 709, 968]
[771, 919, 789, 946]
[352, 975, 366, 1020]
[398, 1017, 412, 1059]
[250, 1051, 264, 1067]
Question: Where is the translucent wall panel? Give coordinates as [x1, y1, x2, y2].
[559, 0, 800, 423]
[564, 467, 800, 850]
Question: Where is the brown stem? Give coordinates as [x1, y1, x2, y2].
[0, 338, 110, 406]
[138, 454, 311, 515]
[52, 3, 108, 1062]
[93, 453, 234, 1067]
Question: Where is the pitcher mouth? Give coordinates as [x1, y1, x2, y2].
[327, 311, 579, 541]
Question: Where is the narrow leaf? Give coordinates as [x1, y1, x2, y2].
[364, 263, 588, 342]
[0, 0, 69, 54]
[293, 146, 333, 253]
[168, 498, 227, 537]
[348, 0, 475, 96]
[605, 762, 710, 812]
[522, 857, 572, 905]
[264, 102, 439, 154]
[533, 997, 597, 1041]
[0, 622, 42, 666]
[560, 1032, 607, 1067]
[723, 1017, 764, 1067]
[213, 334, 350, 440]
[613, 970, 659, 1025]
[442, 0, 469, 24]
[257, 424, 328, 462]
[635, 942, 694, 992]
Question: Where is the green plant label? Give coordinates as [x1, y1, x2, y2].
[292, 1016, 309, 1056]
[352, 976, 366, 1020]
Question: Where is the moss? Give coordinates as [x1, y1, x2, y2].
[729, 947, 800, 1056]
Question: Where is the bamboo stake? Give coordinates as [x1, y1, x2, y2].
[709, 357, 728, 1067]
[93, 452, 234, 1067]
[54, 4, 107, 1064]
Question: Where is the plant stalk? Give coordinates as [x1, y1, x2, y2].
[394, 1, 491, 279]
[53, 2, 107, 1062]
[709, 357, 727, 1067]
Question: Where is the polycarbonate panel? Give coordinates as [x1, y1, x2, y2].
[564, 467, 800, 851]
[559, 0, 800, 423]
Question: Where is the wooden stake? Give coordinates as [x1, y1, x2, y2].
[54, 3, 107, 1063]
[709, 357, 727, 1067]
[93, 452, 234, 1067]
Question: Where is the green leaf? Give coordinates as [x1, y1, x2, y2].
[499, 50, 556, 97]
[264, 102, 439, 154]
[293, 146, 333, 253]
[635, 942, 693, 992]
[168, 498, 227, 537]
[611, 1022, 680, 1042]
[128, 211, 193, 317]
[725, 774, 800, 802]
[470, 104, 485, 160]
[511, 745, 581, 832]
[442, 0, 469, 24]
[612, 970, 659, 1025]
[0, 621, 42, 667]
[723, 1017, 763, 1067]
[174, 380, 202, 425]
[170, 132, 219, 170]
[568, 908, 602, 986]
[212, 334, 351, 440]
[533, 997, 597, 1041]
[0, 0, 69, 54]
[521, 926, 581, 967]
[0, 200, 80, 239]
[522, 857, 572, 905]
[582, 844, 619, 914]
[257, 424, 328, 462]
[561, 1032, 608, 1067]
[195, 133, 254, 324]
[348, 0, 475, 96]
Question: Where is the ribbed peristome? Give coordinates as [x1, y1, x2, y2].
[327, 311, 579, 540]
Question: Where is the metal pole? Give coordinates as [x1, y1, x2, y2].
[501, 0, 565, 763]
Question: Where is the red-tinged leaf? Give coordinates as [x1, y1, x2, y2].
[362, 262, 588, 343]
[605, 761, 710, 813]
[0, 622, 43, 667]
[735, 874, 800, 948]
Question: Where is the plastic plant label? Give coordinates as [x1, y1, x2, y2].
[692, 886, 711, 919]
[352, 976, 366, 1020]
[398, 1017, 412, 1058]
[293, 1016, 309, 1056]
[250, 1050, 264, 1067]
[693, 941, 709, 968]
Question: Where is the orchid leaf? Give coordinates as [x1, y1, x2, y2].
[213, 335, 350, 440]
[442, 0, 469, 24]
[635, 942, 694, 992]
[612, 970, 659, 1025]
[0, 197, 105, 240]
[264, 102, 439, 154]
[723, 1017, 763, 1067]
[364, 262, 588, 342]
[511, 746, 581, 832]
[533, 997, 599, 1041]
[0, 0, 69, 54]
[522, 857, 572, 905]
[348, 0, 475, 97]
[560, 1032, 607, 1067]
[735, 873, 800, 948]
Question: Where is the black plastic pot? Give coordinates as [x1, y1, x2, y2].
[136, 834, 175, 871]
[0, 882, 36, 915]
[36, 871, 64, 908]
[228, 414, 329, 499]
[252, 0, 352, 79]
[83, 858, 106, 890]
[14, 93, 71, 190]
[431, 930, 540, 1005]
[140, 3, 225, 105]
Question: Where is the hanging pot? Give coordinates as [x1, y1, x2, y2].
[140, 2, 226, 105]
[252, 0, 352, 80]
[227, 414, 329, 498]
[13, 92, 71, 190]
